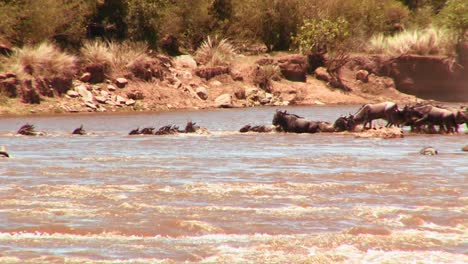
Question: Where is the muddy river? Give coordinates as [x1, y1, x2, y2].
[0, 106, 466, 263]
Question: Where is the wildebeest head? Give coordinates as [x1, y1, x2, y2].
[185, 121, 200, 133]
[272, 110, 287, 126]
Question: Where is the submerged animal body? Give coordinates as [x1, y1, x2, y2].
[352, 102, 399, 129]
[317, 121, 335, 132]
[420, 146, 438, 155]
[239, 124, 279, 133]
[272, 110, 320, 133]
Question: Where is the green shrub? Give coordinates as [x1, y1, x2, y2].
[195, 36, 236, 66]
[228, 0, 302, 51]
[0, 0, 95, 46]
[436, 0, 468, 43]
[293, 17, 350, 55]
[158, 0, 213, 50]
[126, 0, 163, 49]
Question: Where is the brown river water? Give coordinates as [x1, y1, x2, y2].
[0, 106, 466, 263]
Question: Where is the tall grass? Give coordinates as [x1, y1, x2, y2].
[6, 42, 77, 80]
[80, 40, 150, 78]
[368, 27, 457, 56]
[254, 64, 282, 92]
[195, 36, 236, 67]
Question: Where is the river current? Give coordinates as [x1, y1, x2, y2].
[0, 106, 466, 263]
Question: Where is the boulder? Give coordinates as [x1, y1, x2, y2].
[196, 86, 208, 100]
[85, 101, 97, 110]
[79, 72, 92, 83]
[174, 55, 197, 69]
[215, 93, 233, 108]
[95, 96, 107, 104]
[66, 90, 80, 98]
[115, 95, 126, 104]
[125, 99, 136, 106]
[230, 70, 244, 81]
[234, 87, 246, 100]
[100, 90, 109, 97]
[277, 55, 308, 82]
[210, 80, 222, 87]
[194, 66, 230, 80]
[107, 85, 116, 91]
[255, 57, 275, 65]
[126, 89, 145, 100]
[314, 67, 331, 82]
[356, 70, 369, 83]
[115, 78, 128, 88]
[76, 84, 93, 102]
[245, 87, 260, 98]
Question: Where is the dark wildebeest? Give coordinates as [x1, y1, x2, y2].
[129, 127, 141, 135]
[155, 125, 181, 135]
[272, 110, 320, 133]
[72, 125, 87, 135]
[351, 102, 399, 130]
[184, 121, 201, 133]
[441, 106, 468, 130]
[410, 104, 458, 133]
[17, 124, 45, 136]
[333, 115, 355, 132]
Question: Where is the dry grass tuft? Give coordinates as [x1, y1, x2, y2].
[195, 36, 236, 67]
[368, 27, 457, 56]
[80, 40, 113, 73]
[254, 64, 282, 92]
[7, 42, 77, 80]
[80, 40, 150, 79]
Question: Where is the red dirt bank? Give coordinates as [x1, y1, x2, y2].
[1, 52, 463, 116]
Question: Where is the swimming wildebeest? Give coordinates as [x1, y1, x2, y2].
[333, 115, 356, 132]
[351, 102, 399, 130]
[72, 125, 87, 135]
[272, 110, 320, 133]
[17, 124, 45, 136]
[128, 127, 155, 135]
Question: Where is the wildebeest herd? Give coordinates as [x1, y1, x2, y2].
[2, 101, 467, 158]
[245, 101, 467, 134]
[11, 101, 468, 137]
